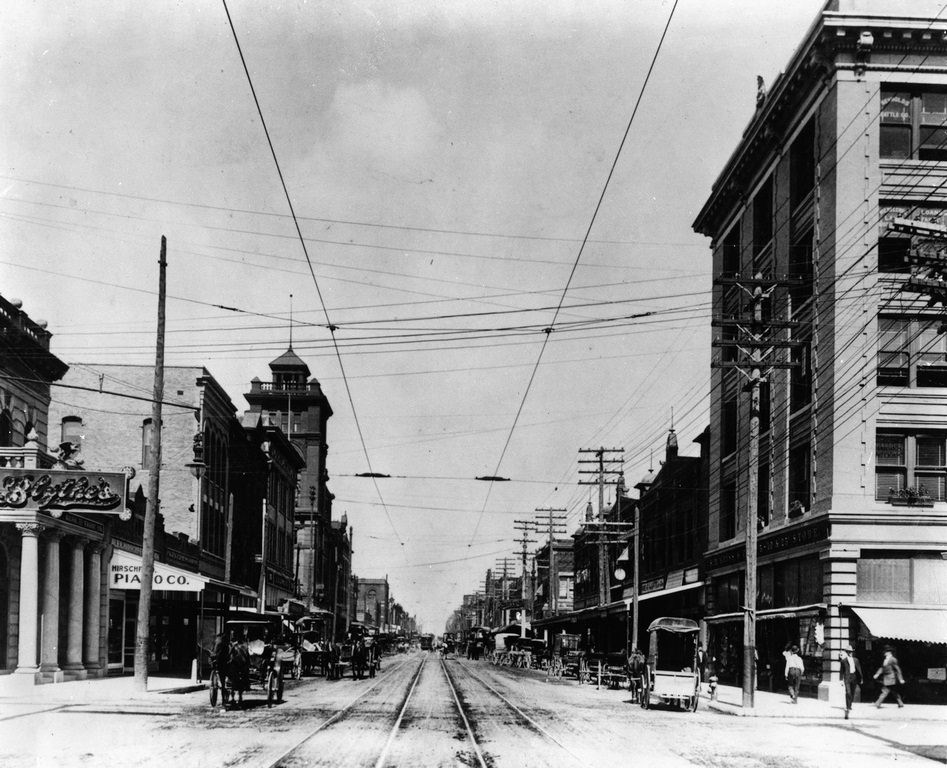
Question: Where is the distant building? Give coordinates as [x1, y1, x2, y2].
[355, 576, 390, 630]
[244, 347, 339, 618]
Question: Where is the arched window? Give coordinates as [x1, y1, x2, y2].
[61, 416, 83, 449]
[0, 410, 12, 447]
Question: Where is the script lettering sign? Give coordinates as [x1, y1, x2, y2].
[0, 468, 126, 516]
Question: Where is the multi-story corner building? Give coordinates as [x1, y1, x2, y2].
[693, 0, 947, 702]
[244, 346, 337, 615]
[48, 364, 273, 676]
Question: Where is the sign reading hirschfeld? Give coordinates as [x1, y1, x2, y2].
[109, 550, 207, 592]
[0, 467, 127, 517]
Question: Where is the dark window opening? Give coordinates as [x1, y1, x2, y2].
[753, 178, 774, 262]
[719, 481, 736, 541]
[878, 236, 910, 273]
[721, 397, 737, 457]
[881, 89, 947, 161]
[722, 225, 741, 276]
[788, 443, 811, 513]
[790, 119, 815, 210]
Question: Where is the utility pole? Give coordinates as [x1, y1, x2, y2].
[578, 447, 624, 605]
[712, 271, 801, 709]
[534, 508, 567, 616]
[134, 236, 167, 692]
[513, 521, 536, 638]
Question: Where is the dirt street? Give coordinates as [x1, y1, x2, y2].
[0, 652, 941, 767]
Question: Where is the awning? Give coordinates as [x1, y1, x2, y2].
[851, 605, 947, 644]
[705, 603, 826, 623]
[109, 549, 208, 593]
[626, 580, 703, 605]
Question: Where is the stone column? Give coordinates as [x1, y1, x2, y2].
[40, 531, 63, 680]
[14, 523, 44, 675]
[63, 538, 86, 678]
[83, 545, 104, 675]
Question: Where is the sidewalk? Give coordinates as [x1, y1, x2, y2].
[0, 674, 206, 706]
[704, 683, 946, 722]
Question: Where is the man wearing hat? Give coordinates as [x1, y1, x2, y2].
[838, 644, 863, 719]
[873, 645, 905, 708]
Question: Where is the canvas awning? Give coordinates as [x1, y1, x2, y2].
[851, 605, 947, 644]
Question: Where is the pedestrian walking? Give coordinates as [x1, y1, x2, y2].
[838, 645, 862, 719]
[783, 643, 804, 703]
[873, 646, 905, 708]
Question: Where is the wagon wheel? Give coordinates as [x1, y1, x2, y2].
[209, 670, 221, 707]
[641, 670, 651, 709]
[266, 670, 279, 708]
[690, 693, 699, 712]
[291, 652, 302, 680]
[276, 673, 285, 703]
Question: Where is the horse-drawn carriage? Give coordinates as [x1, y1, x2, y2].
[209, 613, 291, 708]
[295, 613, 332, 677]
[548, 632, 582, 679]
[640, 617, 700, 711]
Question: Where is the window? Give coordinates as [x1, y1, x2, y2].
[721, 397, 737, 457]
[753, 177, 773, 261]
[877, 432, 947, 501]
[789, 119, 815, 210]
[61, 416, 82, 448]
[788, 443, 811, 513]
[142, 419, 155, 469]
[759, 380, 771, 435]
[877, 316, 947, 387]
[0, 409, 12, 447]
[758, 462, 770, 528]
[881, 89, 947, 161]
[719, 481, 736, 541]
[721, 225, 741, 276]
[713, 571, 742, 613]
[878, 236, 910, 273]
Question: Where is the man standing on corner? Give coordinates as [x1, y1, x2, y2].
[839, 645, 863, 720]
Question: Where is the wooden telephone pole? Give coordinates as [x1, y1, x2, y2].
[578, 447, 624, 605]
[712, 271, 801, 709]
[134, 236, 167, 691]
[513, 521, 536, 638]
[534, 508, 567, 615]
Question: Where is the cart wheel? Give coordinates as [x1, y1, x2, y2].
[292, 655, 302, 680]
[266, 670, 278, 707]
[209, 670, 220, 707]
[277, 674, 285, 703]
[690, 694, 699, 712]
[641, 674, 651, 709]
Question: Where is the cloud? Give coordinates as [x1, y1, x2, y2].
[325, 80, 442, 180]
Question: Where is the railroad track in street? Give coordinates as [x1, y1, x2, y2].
[444, 657, 589, 768]
[264, 655, 418, 768]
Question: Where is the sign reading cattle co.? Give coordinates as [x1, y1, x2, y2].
[109, 550, 207, 592]
[0, 468, 127, 517]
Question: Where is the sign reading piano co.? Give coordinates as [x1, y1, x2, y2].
[0, 467, 130, 519]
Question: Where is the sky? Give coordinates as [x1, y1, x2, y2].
[2, 0, 826, 632]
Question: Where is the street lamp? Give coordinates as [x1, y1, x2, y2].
[185, 431, 206, 479]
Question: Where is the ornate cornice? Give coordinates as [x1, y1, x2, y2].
[15, 521, 45, 537]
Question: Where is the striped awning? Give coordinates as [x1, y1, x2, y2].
[851, 605, 947, 644]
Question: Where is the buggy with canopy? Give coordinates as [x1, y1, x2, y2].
[210, 613, 292, 708]
[640, 617, 700, 711]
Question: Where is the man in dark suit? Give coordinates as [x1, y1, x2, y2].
[839, 644, 863, 719]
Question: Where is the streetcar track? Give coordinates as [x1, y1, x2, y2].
[439, 657, 490, 768]
[447, 658, 590, 768]
[372, 655, 428, 768]
[264, 655, 417, 768]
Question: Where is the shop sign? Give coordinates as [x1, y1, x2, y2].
[641, 576, 666, 594]
[109, 550, 206, 592]
[0, 468, 128, 518]
[683, 567, 699, 584]
[666, 569, 685, 589]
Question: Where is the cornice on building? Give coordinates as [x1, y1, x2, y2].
[693, 2, 947, 239]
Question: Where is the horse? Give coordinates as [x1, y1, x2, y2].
[227, 638, 251, 708]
